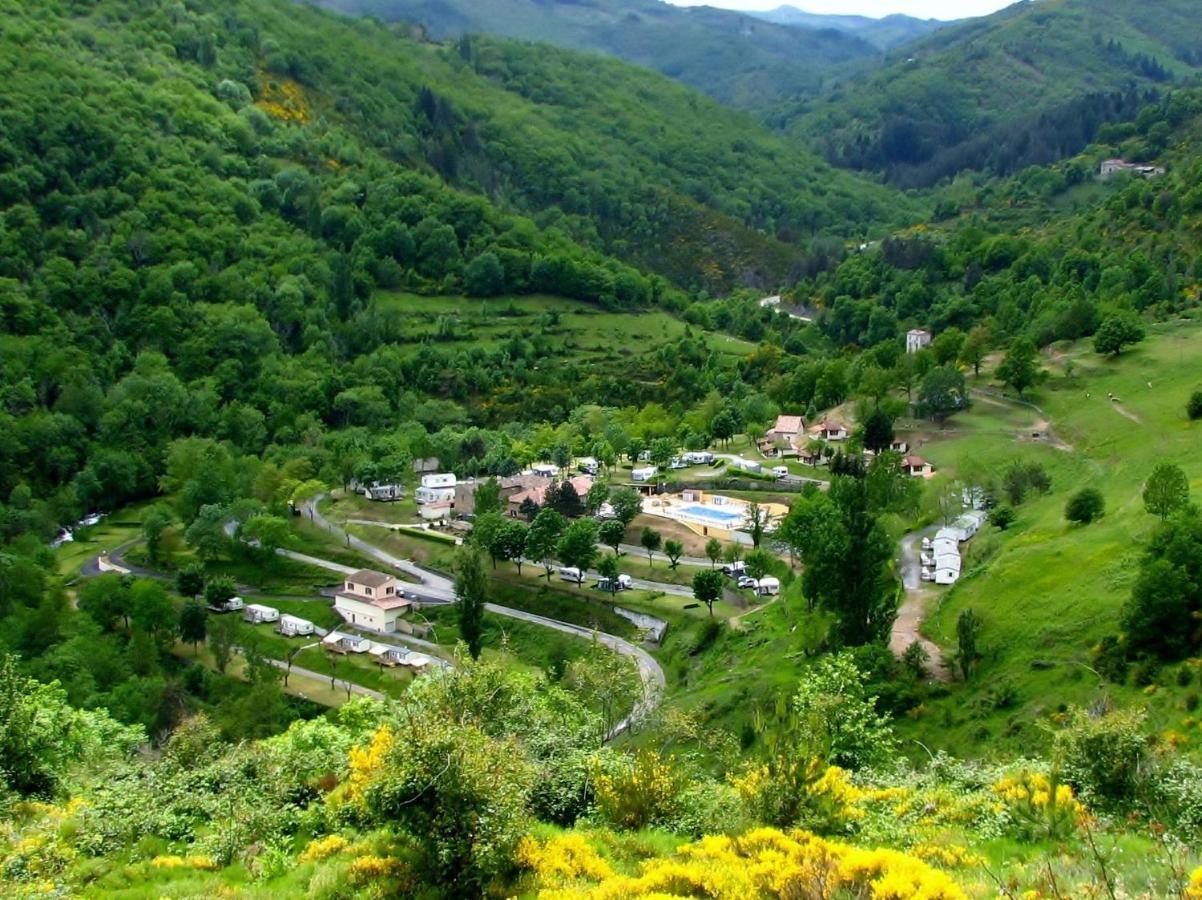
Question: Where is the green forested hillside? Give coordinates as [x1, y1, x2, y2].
[307, 0, 879, 109]
[10, 2, 1202, 898]
[0, 0, 918, 299]
[778, 0, 1202, 187]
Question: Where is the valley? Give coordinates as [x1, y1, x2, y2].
[4, 0, 1202, 897]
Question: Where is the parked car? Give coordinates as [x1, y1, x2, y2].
[772, 466, 790, 479]
[737, 575, 758, 589]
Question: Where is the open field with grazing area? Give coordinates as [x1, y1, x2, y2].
[373, 291, 755, 361]
[903, 322, 1202, 756]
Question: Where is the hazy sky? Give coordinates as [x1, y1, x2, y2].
[665, 0, 1014, 20]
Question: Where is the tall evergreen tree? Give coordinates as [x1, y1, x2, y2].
[453, 548, 488, 660]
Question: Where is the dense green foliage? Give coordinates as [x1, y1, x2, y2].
[780, 0, 1202, 186]
[311, 0, 879, 110]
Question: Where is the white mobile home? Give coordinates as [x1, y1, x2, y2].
[631, 466, 658, 482]
[577, 457, 599, 475]
[732, 458, 762, 473]
[213, 596, 244, 613]
[370, 644, 412, 667]
[596, 574, 633, 593]
[421, 473, 456, 489]
[934, 567, 960, 586]
[936, 526, 966, 544]
[755, 576, 781, 596]
[363, 482, 403, 502]
[415, 485, 455, 504]
[322, 631, 371, 654]
[243, 603, 280, 624]
[531, 463, 560, 478]
[682, 451, 715, 465]
[277, 614, 314, 637]
[558, 566, 585, 584]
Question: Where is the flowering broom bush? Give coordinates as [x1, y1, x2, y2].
[518, 826, 968, 899]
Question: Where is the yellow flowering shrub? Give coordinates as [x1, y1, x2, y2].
[347, 854, 407, 885]
[254, 74, 311, 123]
[345, 725, 394, 804]
[909, 843, 984, 869]
[0, 799, 82, 886]
[150, 855, 217, 870]
[729, 756, 864, 832]
[530, 827, 967, 899]
[517, 833, 615, 885]
[299, 834, 350, 863]
[1185, 865, 1202, 898]
[589, 750, 683, 830]
[993, 772, 1085, 840]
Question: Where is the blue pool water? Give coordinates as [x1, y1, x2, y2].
[678, 504, 742, 525]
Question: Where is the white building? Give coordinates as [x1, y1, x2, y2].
[631, 466, 658, 482]
[415, 484, 456, 504]
[322, 631, 372, 653]
[278, 614, 314, 637]
[418, 500, 452, 522]
[243, 603, 279, 624]
[333, 568, 412, 633]
[906, 329, 932, 354]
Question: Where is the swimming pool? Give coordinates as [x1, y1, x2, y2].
[677, 504, 743, 525]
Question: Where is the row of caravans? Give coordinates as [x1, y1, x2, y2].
[210, 598, 315, 636]
[920, 509, 988, 585]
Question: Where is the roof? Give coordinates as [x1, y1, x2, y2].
[812, 418, 847, 432]
[907, 328, 931, 336]
[348, 569, 393, 588]
[509, 486, 547, 507]
[771, 414, 805, 435]
[902, 455, 930, 468]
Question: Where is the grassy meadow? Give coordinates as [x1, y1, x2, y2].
[901, 322, 1202, 757]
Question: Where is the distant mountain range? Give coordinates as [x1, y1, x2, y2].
[304, 0, 881, 108]
[774, 0, 1202, 187]
[749, 5, 948, 50]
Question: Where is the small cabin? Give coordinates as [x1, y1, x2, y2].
[323, 631, 371, 654]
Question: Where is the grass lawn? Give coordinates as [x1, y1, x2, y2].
[344, 521, 459, 571]
[173, 641, 352, 709]
[54, 506, 150, 579]
[129, 537, 342, 596]
[896, 322, 1202, 758]
[321, 491, 418, 526]
[422, 603, 601, 673]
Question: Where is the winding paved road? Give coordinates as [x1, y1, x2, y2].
[307, 495, 665, 734]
